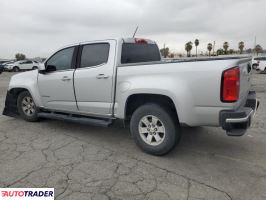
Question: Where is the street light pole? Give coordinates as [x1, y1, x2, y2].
[213, 41, 215, 56]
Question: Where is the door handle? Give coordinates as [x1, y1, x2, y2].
[61, 76, 71, 81]
[96, 74, 109, 79]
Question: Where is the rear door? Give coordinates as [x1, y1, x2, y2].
[74, 40, 116, 116]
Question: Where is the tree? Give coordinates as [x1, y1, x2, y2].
[223, 42, 229, 54]
[229, 49, 235, 54]
[194, 39, 199, 57]
[160, 47, 169, 58]
[207, 43, 212, 56]
[246, 48, 252, 54]
[15, 53, 26, 61]
[169, 53, 174, 58]
[254, 44, 263, 56]
[185, 41, 193, 57]
[238, 41, 244, 54]
[217, 48, 224, 55]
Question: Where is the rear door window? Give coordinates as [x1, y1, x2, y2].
[80, 43, 110, 68]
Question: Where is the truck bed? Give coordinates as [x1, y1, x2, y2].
[116, 57, 252, 127]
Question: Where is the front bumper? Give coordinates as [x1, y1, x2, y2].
[219, 91, 259, 136]
[2, 91, 19, 117]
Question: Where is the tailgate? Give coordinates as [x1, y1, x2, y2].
[238, 58, 252, 103]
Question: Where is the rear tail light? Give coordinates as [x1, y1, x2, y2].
[221, 67, 240, 102]
[134, 38, 148, 44]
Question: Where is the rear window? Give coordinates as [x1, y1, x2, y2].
[121, 43, 161, 64]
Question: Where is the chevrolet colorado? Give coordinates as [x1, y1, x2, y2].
[2, 38, 259, 155]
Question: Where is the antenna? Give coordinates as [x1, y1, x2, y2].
[132, 26, 139, 38]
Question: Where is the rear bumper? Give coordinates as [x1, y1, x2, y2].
[219, 91, 259, 136]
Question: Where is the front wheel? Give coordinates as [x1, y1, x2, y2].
[13, 66, 20, 72]
[32, 66, 38, 70]
[17, 91, 39, 122]
[130, 104, 180, 155]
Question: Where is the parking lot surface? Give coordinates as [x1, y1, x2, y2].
[0, 72, 265, 200]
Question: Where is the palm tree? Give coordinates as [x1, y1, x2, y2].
[207, 43, 213, 56]
[185, 41, 193, 57]
[223, 42, 229, 54]
[255, 44, 263, 56]
[194, 39, 199, 57]
[238, 41, 244, 54]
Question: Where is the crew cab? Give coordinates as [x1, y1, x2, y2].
[4, 60, 40, 72]
[2, 38, 259, 155]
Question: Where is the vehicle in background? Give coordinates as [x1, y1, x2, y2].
[254, 57, 266, 72]
[252, 56, 266, 70]
[0, 64, 3, 74]
[0, 61, 14, 73]
[4, 60, 40, 72]
[3, 38, 259, 155]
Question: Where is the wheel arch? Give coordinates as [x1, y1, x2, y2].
[2, 88, 30, 117]
[124, 93, 179, 122]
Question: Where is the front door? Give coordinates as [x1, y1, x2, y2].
[74, 40, 116, 116]
[38, 46, 78, 112]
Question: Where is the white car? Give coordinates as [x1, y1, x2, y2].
[252, 56, 266, 71]
[4, 60, 40, 72]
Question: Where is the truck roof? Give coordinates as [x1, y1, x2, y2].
[60, 38, 157, 49]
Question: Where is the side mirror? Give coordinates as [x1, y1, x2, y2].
[39, 65, 56, 74]
[46, 65, 56, 72]
[38, 63, 45, 71]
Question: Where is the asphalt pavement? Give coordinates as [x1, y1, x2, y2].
[0, 72, 265, 200]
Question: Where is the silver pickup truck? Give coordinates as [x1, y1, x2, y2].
[3, 38, 259, 155]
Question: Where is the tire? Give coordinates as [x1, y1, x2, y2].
[17, 91, 39, 122]
[32, 66, 38, 70]
[130, 103, 180, 155]
[13, 66, 20, 72]
[252, 64, 257, 70]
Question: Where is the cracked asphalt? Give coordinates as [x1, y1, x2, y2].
[0, 72, 265, 200]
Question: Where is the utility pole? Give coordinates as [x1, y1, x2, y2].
[213, 41, 216, 56]
[254, 36, 256, 55]
[163, 44, 166, 58]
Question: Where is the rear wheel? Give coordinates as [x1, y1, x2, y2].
[13, 66, 19, 72]
[130, 103, 180, 155]
[17, 91, 39, 122]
